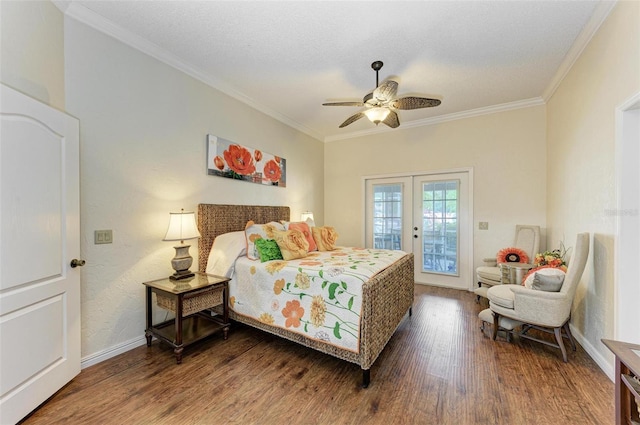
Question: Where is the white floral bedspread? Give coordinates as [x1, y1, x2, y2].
[230, 247, 407, 353]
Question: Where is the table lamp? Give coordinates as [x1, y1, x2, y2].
[300, 211, 314, 222]
[163, 209, 201, 280]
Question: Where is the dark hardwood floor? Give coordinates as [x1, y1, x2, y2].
[20, 285, 613, 424]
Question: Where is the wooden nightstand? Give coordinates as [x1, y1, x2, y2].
[143, 272, 230, 364]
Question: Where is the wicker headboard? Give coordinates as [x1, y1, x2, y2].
[197, 204, 290, 272]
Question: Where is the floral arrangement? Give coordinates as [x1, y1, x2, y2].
[533, 241, 569, 269]
[521, 242, 570, 285]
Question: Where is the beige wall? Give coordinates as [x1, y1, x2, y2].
[62, 18, 324, 359]
[0, 0, 65, 109]
[546, 0, 640, 366]
[324, 105, 548, 271]
[4, 0, 637, 376]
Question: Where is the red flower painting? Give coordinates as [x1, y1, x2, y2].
[207, 135, 286, 187]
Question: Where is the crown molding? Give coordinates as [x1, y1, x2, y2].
[58, 1, 324, 142]
[324, 97, 545, 143]
[57, 1, 614, 144]
[542, 1, 617, 101]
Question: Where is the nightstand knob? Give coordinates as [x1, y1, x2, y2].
[70, 259, 86, 268]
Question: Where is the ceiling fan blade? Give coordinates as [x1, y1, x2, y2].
[391, 97, 441, 110]
[323, 101, 365, 107]
[382, 110, 400, 128]
[339, 112, 365, 128]
[373, 80, 398, 103]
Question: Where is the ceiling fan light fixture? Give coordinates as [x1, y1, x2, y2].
[365, 107, 390, 125]
[323, 61, 441, 129]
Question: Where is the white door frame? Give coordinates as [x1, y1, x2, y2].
[614, 91, 640, 344]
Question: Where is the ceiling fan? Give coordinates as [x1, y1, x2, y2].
[323, 61, 441, 129]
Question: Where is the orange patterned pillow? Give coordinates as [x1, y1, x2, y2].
[496, 247, 529, 264]
[312, 226, 339, 251]
[287, 221, 316, 252]
[273, 229, 309, 260]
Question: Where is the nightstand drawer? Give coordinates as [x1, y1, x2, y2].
[156, 286, 224, 317]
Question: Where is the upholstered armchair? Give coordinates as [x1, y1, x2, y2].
[487, 232, 590, 362]
[475, 225, 540, 300]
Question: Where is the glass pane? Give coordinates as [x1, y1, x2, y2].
[372, 183, 403, 250]
[421, 180, 459, 275]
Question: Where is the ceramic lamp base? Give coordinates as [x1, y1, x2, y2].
[169, 244, 194, 280]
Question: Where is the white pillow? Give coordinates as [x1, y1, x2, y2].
[205, 231, 247, 277]
[523, 267, 566, 289]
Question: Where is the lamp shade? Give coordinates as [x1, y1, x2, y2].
[300, 211, 314, 222]
[364, 107, 390, 125]
[163, 210, 200, 242]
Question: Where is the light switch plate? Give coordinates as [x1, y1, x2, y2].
[478, 222, 489, 230]
[95, 229, 113, 244]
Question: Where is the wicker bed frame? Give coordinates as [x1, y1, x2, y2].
[197, 203, 414, 387]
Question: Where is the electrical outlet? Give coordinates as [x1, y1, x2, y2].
[95, 229, 113, 244]
[478, 222, 489, 230]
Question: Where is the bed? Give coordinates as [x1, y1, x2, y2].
[197, 203, 414, 387]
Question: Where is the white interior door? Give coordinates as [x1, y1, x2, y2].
[0, 84, 81, 424]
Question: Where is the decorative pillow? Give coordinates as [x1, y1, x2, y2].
[245, 221, 286, 260]
[531, 272, 565, 292]
[282, 217, 316, 229]
[205, 231, 247, 277]
[312, 226, 339, 251]
[285, 221, 317, 251]
[254, 238, 283, 262]
[496, 247, 529, 264]
[272, 229, 309, 260]
[523, 265, 566, 288]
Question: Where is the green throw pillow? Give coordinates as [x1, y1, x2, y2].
[254, 238, 283, 262]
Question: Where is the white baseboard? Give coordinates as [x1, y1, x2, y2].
[569, 323, 614, 381]
[81, 335, 147, 369]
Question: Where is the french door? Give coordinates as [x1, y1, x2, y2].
[365, 171, 471, 289]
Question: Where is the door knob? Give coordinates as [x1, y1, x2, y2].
[414, 235, 418, 238]
[70, 259, 86, 268]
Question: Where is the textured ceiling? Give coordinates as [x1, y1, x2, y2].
[58, 0, 610, 142]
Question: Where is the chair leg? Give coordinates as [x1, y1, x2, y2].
[492, 312, 500, 341]
[563, 321, 576, 351]
[554, 327, 568, 362]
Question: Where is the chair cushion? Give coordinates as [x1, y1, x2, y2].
[523, 265, 566, 288]
[477, 266, 501, 282]
[532, 272, 564, 292]
[487, 285, 515, 309]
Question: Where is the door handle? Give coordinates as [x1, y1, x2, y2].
[414, 235, 418, 238]
[70, 259, 86, 268]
